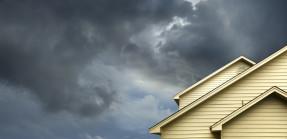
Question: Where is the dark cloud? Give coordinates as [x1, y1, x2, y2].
[0, 0, 193, 117]
[220, 0, 287, 60]
[1, 0, 287, 138]
[158, 0, 287, 81]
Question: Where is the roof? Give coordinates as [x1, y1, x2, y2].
[173, 56, 255, 104]
[150, 45, 287, 134]
[211, 86, 287, 131]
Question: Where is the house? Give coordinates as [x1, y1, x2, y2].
[149, 46, 287, 139]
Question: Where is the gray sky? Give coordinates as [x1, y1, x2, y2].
[0, 0, 287, 138]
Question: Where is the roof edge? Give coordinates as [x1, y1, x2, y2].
[173, 56, 255, 101]
[211, 86, 287, 132]
[150, 45, 287, 134]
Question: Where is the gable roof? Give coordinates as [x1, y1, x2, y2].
[173, 56, 255, 104]
[211, 86, 287, 131]
[150, 45, 287, 134]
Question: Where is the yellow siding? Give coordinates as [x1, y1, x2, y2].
[179, 61, 251, 109]
[222, 95, 287, 139]
[161, 52, 287, 139]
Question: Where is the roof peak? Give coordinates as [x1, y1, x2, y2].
[211, 86, 287, 131]
[150, 45, 287, 134]
[173, 55, 255, 101]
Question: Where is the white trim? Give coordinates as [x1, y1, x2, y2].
[211, 86, 287, 131]
[150, 46, 287, 134]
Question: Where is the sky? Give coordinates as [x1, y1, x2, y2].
[0, 0, 287, 139]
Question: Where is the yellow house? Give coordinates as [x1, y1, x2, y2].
[150, 46, 287, 139]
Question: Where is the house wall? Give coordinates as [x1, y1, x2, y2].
[222, 95, 287, 139]
[179, 61, 251, 109]
[161, 52, 287, 139]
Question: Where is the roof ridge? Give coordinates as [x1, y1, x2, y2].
[149, 66, 249, 131]
[150, 45, 287, 134]
[173, 56, 255, 102]
[210, 86, 287, 131]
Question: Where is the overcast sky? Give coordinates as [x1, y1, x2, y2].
[0, 0, 287, 139]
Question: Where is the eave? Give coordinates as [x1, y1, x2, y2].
[150, 45, 287, 134]
[173, 56, 256, 104]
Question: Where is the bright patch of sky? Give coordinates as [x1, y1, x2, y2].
[79, 59, 180, 137]
[130, 16, 190, 54]
[184, 0, 203, 10]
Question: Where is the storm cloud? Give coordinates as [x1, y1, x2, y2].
[1, 0, 287, 138]
[0, 0, 193, 117]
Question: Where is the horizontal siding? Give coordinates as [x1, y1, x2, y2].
[179, 61, 251, 109]
[222, 95, 287, 139]
[162, 51, 287, 139]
